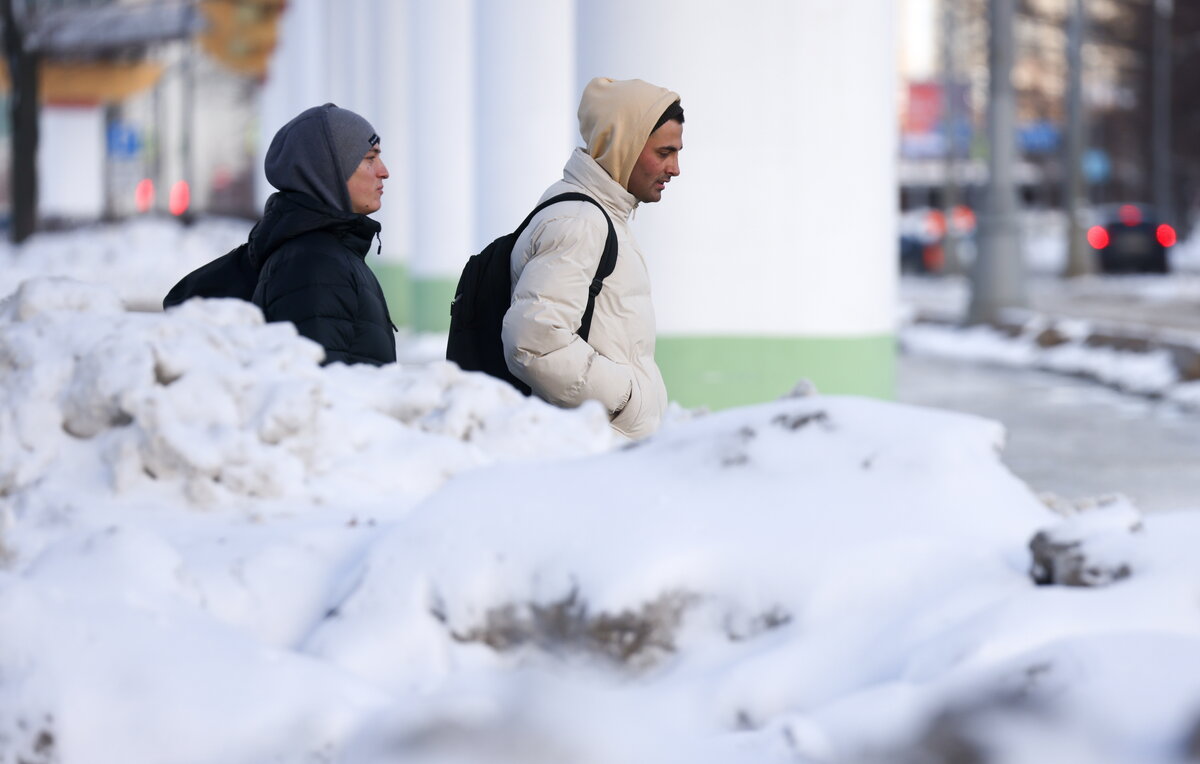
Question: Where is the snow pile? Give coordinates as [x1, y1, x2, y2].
[902, 317, 1189, 399]
[0, 276, 617, 519]
[1171, 228, 1200, 271]
[0, 216, 251, 310]
[1029, 495, 1144, 587]
[4, 278, 1200, 763]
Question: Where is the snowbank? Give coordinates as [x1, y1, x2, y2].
[898, 268, 1200, 407]
[0, 275, 617, 512]
[2, 226, 1200, 762]
[901, 317, 1197, 404]
[0, 216, 252, 311]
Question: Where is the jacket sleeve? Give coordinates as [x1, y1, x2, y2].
[501, 210, 634, 415]
[256, 246, 359, 365]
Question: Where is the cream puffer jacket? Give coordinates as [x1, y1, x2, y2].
[502, 147, 668, 440]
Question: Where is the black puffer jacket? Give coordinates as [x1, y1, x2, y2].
[249, 190, 396, 366]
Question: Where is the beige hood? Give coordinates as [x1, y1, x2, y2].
[578, 77, 680, 190]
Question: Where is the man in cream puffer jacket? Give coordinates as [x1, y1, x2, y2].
[502, 77, 684, 440]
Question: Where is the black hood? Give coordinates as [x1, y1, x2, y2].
[247, 191, 381, 270]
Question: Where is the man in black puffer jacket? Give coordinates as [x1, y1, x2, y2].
[249, 103, 396, 365]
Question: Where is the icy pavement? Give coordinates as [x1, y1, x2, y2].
[898, 269, 1200, 514]
[897, 354, 1200, 513]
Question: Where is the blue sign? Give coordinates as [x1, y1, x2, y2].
[1019, 121, 1060, 154]
[107, 123, 141, 159]
[1083, 148, 1111, 184]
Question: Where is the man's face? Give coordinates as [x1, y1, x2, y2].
[626, 120, 683, 204]
[346, 145, 388, 214]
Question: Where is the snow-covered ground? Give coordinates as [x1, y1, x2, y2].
[900, 274, 1200, 411]
[899, 219, 1200, 408]
[3, 218, 1200, 763]
[0, 216, 254, 312]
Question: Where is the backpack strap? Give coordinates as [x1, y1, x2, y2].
[514, 191, 618, 342]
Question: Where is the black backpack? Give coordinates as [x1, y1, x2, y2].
[446, 192, 617, 395]
[162, 242, 258, 310]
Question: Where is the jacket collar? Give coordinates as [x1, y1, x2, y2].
[248, 191, 380, 269]
[563, 147, 638, 221]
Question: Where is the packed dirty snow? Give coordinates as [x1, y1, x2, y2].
[2, 222, 1200, 763]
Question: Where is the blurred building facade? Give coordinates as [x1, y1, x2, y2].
[2, 0, 899, 409]
[898, 0, 1198, 234]
[0, 0, 269, 224]
[257, 0, 898, 409]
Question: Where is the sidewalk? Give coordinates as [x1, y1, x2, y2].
[901, 274, 1200, 384]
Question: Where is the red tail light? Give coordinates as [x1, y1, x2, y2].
[169, 181, 191, 217]
[134, 179, 154, 213]
[1118, 204, 1142, 226]
[951, 205, 976, 234]
[1087, 226, 1110, 249]
[925, 209, 947, 238]
[1156, 224, 1177, 247]
[923, 244, 944, 271]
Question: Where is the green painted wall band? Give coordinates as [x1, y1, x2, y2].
[412, 277, 458, 334]
[367, 260, 412, 329]
[369, 262, 458, 334]
[655, 334, 896, 410]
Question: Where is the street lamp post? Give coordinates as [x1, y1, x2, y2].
[1, 0, 38, 243]
[1153, 0, 1174, 227]
[1063, 0, 1092, 277]
[941, 0, 962, 275]
[969, 0, 1027, 324]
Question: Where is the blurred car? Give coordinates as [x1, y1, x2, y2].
[899, 205, 976, 274]
[1087, 203, 1176, 274]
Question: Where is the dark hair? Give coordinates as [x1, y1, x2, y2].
[652, 100, 684, 133]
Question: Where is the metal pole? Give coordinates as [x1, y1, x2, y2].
[181, 37, 195, 223]
[1152, 0, 1173, 226]
[941, 0, 962, 275]
[1062, 0, 1092, 277]
[152, 70, 163, 214]
[1, 0, 38, 243]
[968, 0, 1026, 323]
[103, 103, 117, 221]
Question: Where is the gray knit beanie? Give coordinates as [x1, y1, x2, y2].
[265, 103, 380, 213]
[326, 105, 380, 181]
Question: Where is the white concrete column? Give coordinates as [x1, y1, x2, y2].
[409, 0, 475, 331]
[472, 0, 575, 248]
[256, 0, 331, 208]
[256, 0, 412, 323]
[39, 106, 105, 219]
[370, 0, 412, 268]
[322, 1, 352, 108]
[321, 0, 376, 111]
[574, 0, 898, 407]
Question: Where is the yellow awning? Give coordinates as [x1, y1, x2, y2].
[0, 60, 165, 104]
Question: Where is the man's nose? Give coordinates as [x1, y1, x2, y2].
[667, 156, 680, 177]
[378, 160, 390, 179]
